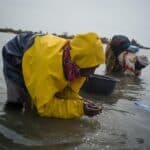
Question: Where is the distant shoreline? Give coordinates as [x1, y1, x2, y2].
[0, 28, 150, 49]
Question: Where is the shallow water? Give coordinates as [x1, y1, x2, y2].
[0, 33, 150, 150]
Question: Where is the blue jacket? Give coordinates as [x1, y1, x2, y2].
[2, 33, 35, 87]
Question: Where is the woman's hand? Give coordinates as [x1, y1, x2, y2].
[83, 100, 103, 117]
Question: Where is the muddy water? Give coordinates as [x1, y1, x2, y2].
[0, 33, 150, 150]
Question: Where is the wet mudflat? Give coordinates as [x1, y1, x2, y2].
[0, 33, 150, 150]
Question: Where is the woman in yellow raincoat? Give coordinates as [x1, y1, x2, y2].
[2, 32, 105, 119]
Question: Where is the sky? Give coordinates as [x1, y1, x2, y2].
[0, 0, 150, 46]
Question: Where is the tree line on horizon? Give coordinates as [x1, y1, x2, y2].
[0, 28, 149, 49]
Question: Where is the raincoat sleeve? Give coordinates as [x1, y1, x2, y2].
[56, 77, 86, 100]
[32, 77, 86, 119]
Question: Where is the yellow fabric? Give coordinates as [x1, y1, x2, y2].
[22, 32, 104, 119]
[70, 32, 105, 68]
[22, 34, 85, 119]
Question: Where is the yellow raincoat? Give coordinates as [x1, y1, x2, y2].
[22, 33, 105, 119]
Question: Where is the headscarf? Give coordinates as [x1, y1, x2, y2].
[63, 43, 81, 81]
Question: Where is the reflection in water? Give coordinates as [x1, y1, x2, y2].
[80, 74, 145, 104]
[0, 110, 101, 148]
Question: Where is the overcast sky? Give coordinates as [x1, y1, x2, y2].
[0, 0, 150, 46]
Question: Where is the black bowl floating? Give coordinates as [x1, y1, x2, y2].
[81, 74, 120, 95]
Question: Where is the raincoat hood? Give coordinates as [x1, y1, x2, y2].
[70, 32, 105, 68]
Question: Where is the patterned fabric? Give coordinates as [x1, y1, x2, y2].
[118, 51, 138, 76]
[106, 41, 149, 76]
[63, 43, 81, 81]
[105, 44, 122, 74]
[119, 51, 149, 75]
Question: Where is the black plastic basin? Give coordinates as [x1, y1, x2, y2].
[81, 74, 119, 95]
